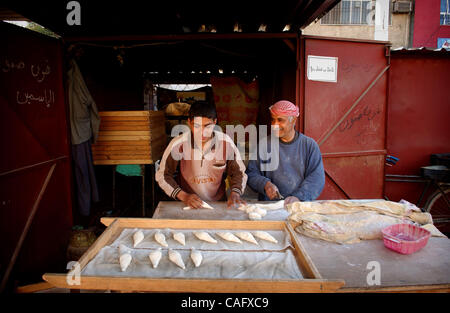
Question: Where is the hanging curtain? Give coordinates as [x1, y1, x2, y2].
[210, 76, 259, 130]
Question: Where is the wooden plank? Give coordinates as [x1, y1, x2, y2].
[93, 154, 150, 160]
[94, 160, 153, 165]
[338, 284, 450, 293]
[100, 116, 150, 121]
[100, 121, 151, 127]
[74, 219, 120, 270]
[286, 222, 323, 279]
[96, 135, 151, 141]
[92, 145, 152, 152]
[98, 131, 151, 136]
[100, 125, 151, 131]
[92, 140, 151, 146]
[102, 218, 286, 230]
[15, 281, 54, 293]
[99, 111, 155, 117]
[42, 274, 344, 293]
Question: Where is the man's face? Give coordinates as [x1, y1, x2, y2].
[188, 116, 217, 144]
[270, 113, 295, 139]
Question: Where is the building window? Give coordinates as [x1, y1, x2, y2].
[441, 0, 450, 25]
[321, 0, 392, 25]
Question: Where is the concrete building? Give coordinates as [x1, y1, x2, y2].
[302, 0, 414, 48]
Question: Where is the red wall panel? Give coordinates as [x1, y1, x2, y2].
[385, 52, 450, 204]
[0, 22, 72, 289]
[302, 37, 389, 199]
[413, 0, 450, 48]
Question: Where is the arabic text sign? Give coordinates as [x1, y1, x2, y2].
[307, 55, 338, 83]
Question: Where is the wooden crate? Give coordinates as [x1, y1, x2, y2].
[43, 218, 345, 293]
[92, 111, 166, 165]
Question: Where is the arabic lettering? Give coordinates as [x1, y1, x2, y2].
[2, 58, 51, 83]
[31, 60, 51, 83]
[16, 89, 55, 108]
[1, 58, 25, 73]
[339, 105, 381, 132]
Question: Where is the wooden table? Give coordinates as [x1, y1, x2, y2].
[153, 200, 450, 292]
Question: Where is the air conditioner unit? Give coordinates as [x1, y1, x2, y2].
[393, 1, 412, 13]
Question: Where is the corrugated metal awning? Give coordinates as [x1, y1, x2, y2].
[391, 46, 450, 56]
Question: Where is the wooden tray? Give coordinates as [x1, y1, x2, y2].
[43, 218, 345, 292]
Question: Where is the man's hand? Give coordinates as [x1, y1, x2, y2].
[177, 191, 203, 209]
[227, 191, 246, 209]
[284, 196, 300, 209]
[264, 181, 281, 200]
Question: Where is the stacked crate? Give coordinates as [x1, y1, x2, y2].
[92, 111, 166, 165]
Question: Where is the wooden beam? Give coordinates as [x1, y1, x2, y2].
[64, 33, 299, 43]
[282, 39, 296, 53]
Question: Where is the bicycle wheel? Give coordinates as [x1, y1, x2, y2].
[424, 186, 450, 234]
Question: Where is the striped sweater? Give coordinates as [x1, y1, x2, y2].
[156, 131, 247, 202]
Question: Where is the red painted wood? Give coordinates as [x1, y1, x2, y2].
[0, 22, 72, 288]
[302, 37, 389, 199]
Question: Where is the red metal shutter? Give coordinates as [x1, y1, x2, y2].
[301, 37, 389, 199]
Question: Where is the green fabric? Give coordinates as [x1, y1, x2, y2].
[116, 164, 143, 176]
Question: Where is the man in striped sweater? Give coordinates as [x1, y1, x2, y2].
[156, 100, 247, 209]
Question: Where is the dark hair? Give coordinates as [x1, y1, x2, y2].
[188, 100, 217, 120]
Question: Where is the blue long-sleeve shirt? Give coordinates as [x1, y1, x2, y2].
[246, 132, 325, 201]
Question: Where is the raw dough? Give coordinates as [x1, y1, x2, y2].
[183, 200, 215, 210]
[173, 232, 186, 245]
[235, 232, 259, 245]
[149, 248, 162, 268]
[253, 231, 278, 243]
[133, 230, 144, 248]
[193, 231, 217, 244]
[190, 248, 203, 267]
[216, 232, 242, 244]
[154, 232, 168, 247]
[168, 249, 185, 269]
[248, 212, 262, 220]
[287, 200, 437, 244]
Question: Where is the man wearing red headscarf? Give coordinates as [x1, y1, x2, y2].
[246, 100, 325, 206]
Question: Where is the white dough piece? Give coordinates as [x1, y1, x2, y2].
[190, 248, 203, 267]
[253, 231, 278, 243]
[119, 253, 132, 272]
[248, 212, 262, 220]
[254, 207, 267, 217]
[257, 200, 285, 211]
[235, 231, 259, 245]
[133, 230, 144, 247]
[237, 204, 248, 211]
[149, 248, 162, 268]
[216, 232, 242, 244]
[182, 201, 214, 210]
[201, 201, 214, 209]
[154, 232, 168, 247]
[244, 204, 258, 213]
[168, 249, 185, 269]
[173, 232, 186, 245]
[193, 231, 217, 243]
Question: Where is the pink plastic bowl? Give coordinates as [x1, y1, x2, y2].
[381, 223, 431, 255]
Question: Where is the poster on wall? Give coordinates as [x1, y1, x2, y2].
[437, 38, 450, 49]
[307, 55, 338, 83]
